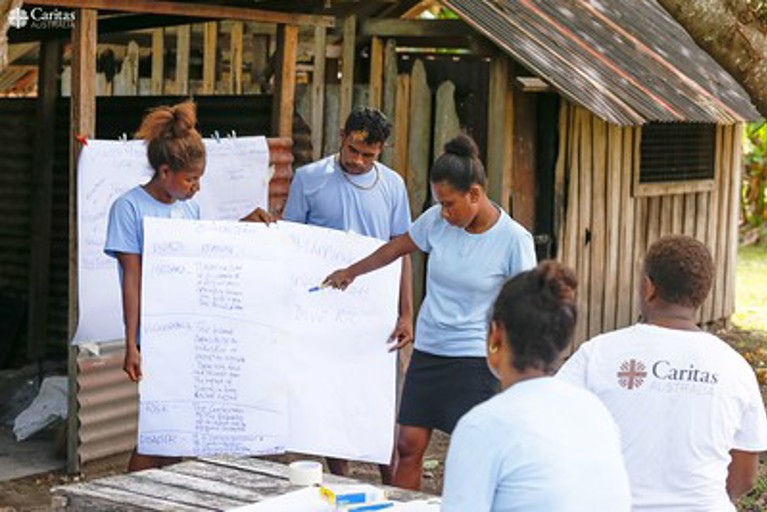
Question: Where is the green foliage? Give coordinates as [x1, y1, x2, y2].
[742, 122, 767, 234]
[746, 0, 767, 25]
[737, 462, 767, 511]
[733, 244, 767, 332]
[436, 8, 459, 20]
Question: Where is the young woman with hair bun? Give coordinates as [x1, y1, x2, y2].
[441, 261, 631, 511]
[324, 134, 537, 490]
[104, 100, 206, 472]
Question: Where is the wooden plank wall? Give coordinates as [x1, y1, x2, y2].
[557, 103, 741, 349]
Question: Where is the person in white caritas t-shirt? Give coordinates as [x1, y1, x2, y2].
[558, 235, 767, 511]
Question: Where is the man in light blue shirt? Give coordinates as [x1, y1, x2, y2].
[284, 107, 412, 483]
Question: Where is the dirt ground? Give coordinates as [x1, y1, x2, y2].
[1, 326, 766, 511]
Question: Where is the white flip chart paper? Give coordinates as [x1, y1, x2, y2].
[138, 218, 399, 462]
[73, 136, 269, 344]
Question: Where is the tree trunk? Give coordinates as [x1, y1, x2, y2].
[657, 0, 767, 118]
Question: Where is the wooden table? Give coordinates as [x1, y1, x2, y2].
[51, 457, 432, 511]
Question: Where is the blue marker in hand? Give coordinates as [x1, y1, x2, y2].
[308, 282, 330, 293]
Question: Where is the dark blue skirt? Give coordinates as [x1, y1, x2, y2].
[398, 348, 498, 433]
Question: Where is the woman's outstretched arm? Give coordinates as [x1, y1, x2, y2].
[324, 233, 418, 290]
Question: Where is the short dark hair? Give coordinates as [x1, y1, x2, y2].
[644, 235, 713, 309]
[430, 134, 486, 192]
[343, 107, 392, 144]
[491, 261, 578, 373]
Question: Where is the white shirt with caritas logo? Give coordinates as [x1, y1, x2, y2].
[558, 323, 767, 512]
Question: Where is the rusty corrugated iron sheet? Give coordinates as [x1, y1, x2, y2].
[443, 0, 760, 125]
[267, 137, 293, 217]
[76, 139, 293, 469]
[76, 341, 138, 466]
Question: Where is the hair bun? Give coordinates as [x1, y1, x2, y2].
[444, 133, 478, 159]
[538, 261, 577, 302]
[170, 101, 197, 137]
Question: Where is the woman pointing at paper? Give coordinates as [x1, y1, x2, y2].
[324, 134, 536, 490]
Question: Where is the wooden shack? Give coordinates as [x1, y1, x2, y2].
[0, 0, 758, 472]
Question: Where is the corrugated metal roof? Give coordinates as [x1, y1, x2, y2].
[443, 0, 760, 125]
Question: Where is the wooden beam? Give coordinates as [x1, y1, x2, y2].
[6, 43, 37, 65]
[515, 76, 551, 93]
[381, 38, 398, 167]
[69, 7, 97, 475]
[359, 19, 471, 38]
[369, 36, 383, 109]
[487, 55, 512, 212]
[393, 74, 410, 177]
[311, 25, 327, 161]
[31, 0, 335, 27]
[511, 87, 537, 229]
[175, 25, 190, 95]
[202, 22, 217, 94]
[340, 15, 356, 124]
[272, 24, 298, 137]
[27, 39, 61, 362]
[229, 21, 243, 95]
[151, 29, 164, 95]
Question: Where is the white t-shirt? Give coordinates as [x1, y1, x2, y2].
[558, 324, 767, 511]
[442, 377, 631, 512]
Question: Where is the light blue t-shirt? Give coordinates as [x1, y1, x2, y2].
[409, 204, 536, 357]
[104, 185, 200, 257]
[442, 377, 631, 512]
[282, 155, 411, 240]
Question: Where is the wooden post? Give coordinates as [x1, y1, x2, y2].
[272, 24, 298, 137]
[113, 41, 139, 95]
[176, 25, 190, 95]
[69, 7, 97, 475]
[340, 15, 356, 124]
[588, 116, 607, 338]
[27, 39, 61, 362]
[311, 25, 327, 160]
[407, 60, 431, 314]
[230, 21, 243, 94]
[203, 22, 218, 94]
[151, 28, 164, 95]
[432, 81, 460, 162]
[511, 89, 536, 229]
[487, 55, 514, 214]
[723, 125, 743, 317]
[368, 36, 383, 109]
[381, 39, 398, 166]
[393, 74, 410, 177]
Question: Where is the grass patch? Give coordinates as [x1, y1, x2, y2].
[738, 461, 767, 511]
[733, 244, 767, 332]
[733, 243, 767, 510]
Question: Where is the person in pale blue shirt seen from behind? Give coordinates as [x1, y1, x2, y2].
[323, 134, 537, 491]
[442, 262, 631, 512]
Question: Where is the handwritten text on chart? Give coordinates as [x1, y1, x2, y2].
[137, 218, 400, 463]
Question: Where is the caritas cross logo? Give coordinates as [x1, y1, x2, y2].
[617, 359, 647, 389]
